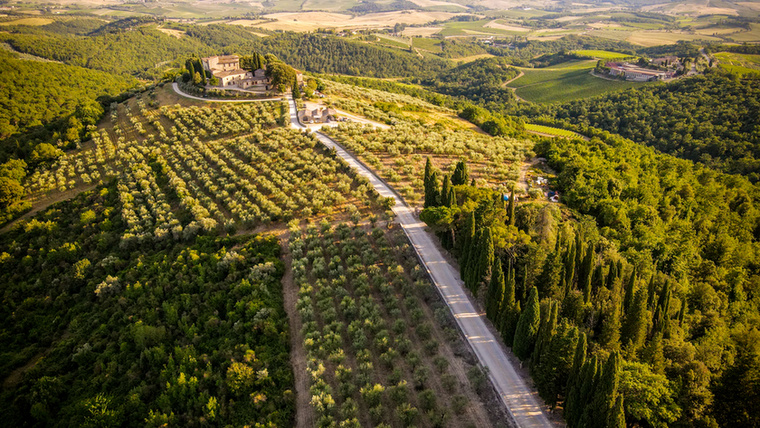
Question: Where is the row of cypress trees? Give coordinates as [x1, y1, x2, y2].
[419, 158, 680, 427]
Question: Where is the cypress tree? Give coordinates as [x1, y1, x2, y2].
[564, 241, 576, 291]
[564, 332, 587, 425]
[503, 300, 521, 347]
[486, 257, 505, 321]
[532, 300, 558, 368]
[577, 356, 600, 428]
[464, 229, 483, 290]
[601, 278, 622, 350]
[591, 263, 605, 297]
[292, 79, 301, 99]
[423, 157, 432, 200]
[678, 299, 687, 326]
[621, 288, 648, 355]
[507, 188, 516, 227]
[580, 245, 594, 303]
[458, 211, 475, 271]
[440, 174, 451, 207]
[451, 160, 469, 185]
[606, 261, 618, 288]
[513, 286, 541, 360]
[446, 186, 456, 207]
[591, 352, 621, 428]
[647, 272, 657, 310]
[653, 280, 672, 336]
[608, 395, 626, 428]
[474, 227, 494, 289]
[424, 171, 440, 208]
[623, 266, 637, 313]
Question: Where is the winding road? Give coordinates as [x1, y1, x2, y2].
[170, 83, 554, 427]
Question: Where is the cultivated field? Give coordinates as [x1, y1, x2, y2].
[509, 60, 645, 104]
[714, 52, 760, 75]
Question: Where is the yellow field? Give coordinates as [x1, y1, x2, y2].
[402, 26, 443, 36]
[627, 30, 722, 46]
[157, 27, 184, 38]
[484, 20, 532, 32]
[0, 17, 54, 26]
[256, 11, 461, 31]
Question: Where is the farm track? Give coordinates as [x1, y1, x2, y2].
[169, 85, 555, 427]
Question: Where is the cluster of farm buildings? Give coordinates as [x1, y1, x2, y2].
[604, 56, 681, 81]
[201, 55, 303, 90]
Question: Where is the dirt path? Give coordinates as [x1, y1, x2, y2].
[277, 230, 314, 428]
[502, 70, 525, 87]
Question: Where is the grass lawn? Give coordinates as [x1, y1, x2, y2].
[510, 61, 647, 103]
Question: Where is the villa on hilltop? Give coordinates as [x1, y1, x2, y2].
[201, 55, 304, 91]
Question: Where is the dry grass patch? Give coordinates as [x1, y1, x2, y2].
[0, 17, 53, 26]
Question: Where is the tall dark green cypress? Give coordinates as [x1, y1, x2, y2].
[564, 241, 576, 292]
[425, 171, 440, 208]
[578, 356, 600, 428]
[591, 352, 621, 428]
[464, 229, 483, 290]
[446, 186, 456, 207]
[608, 395, 626, 428]
[458, 211, 475, 273]
[486, 257, 505, 321]
[653, 280, 672, 337]
[646, 272, 657, 310]
[532, 300, 558, 368]
[580, 245, 594, 303]
[601, 277, 622, 350]
[423, 157, 433, 207]
[621, 288, 648, 355]
[451, 159, 469, 185]
[564, 332, 587, 426]
[623, 266, 637, 313]
[513, 286, 541, 360]
[474, 227, 494, 289]
[591, 263, 605, 297]
[441, 174, 451, 207]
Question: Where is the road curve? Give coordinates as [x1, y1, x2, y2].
[287, 98, 554, 428]
[171, 82, 286, 103]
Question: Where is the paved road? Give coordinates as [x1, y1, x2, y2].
[171, 82, 286, 103]
[287, 98, 554, 428]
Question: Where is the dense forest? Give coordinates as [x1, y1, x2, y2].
[418, 57, 520, 113]
[420, 126, 760, 426]
[521, 72, 760, 180]
[0, 183, 294, 427]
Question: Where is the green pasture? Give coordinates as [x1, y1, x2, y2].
[509, 61, 646, 103]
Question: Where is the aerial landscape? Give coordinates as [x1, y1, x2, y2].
[0, 0, 759, 426]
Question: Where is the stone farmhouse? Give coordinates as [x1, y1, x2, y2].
[298, 107, 338, 124]
[201, 55, 270, 90]
[202, 55, 305, 91]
